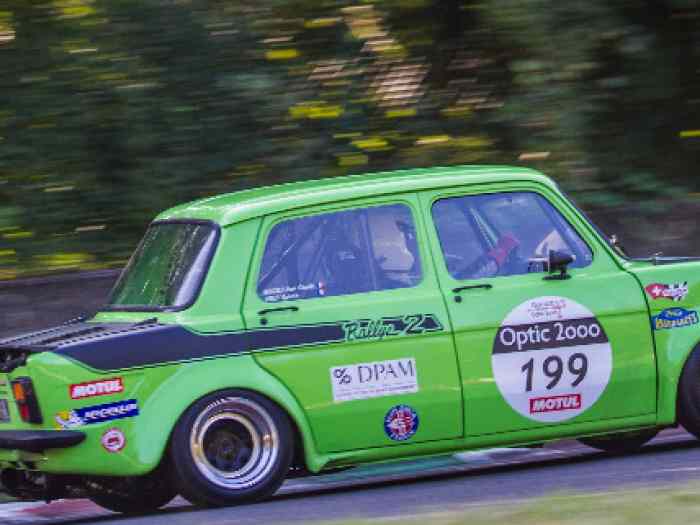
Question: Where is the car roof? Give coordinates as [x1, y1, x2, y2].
[156, 164, 555, 226]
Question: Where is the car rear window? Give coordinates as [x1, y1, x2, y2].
[106, 222, 218, 311]
[258, 204, 422, 302]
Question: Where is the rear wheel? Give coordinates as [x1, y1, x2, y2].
[169, 389, 293, 507]
[578, 429, 658, 453]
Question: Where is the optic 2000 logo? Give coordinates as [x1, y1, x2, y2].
[492, 296, 612, 423]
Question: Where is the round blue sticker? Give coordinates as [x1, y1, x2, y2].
[384, 405, 419, 441]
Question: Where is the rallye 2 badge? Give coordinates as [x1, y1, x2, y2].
[342, 314, 442, 342]
[492, 296, 612, 422]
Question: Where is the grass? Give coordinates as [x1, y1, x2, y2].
[336, 484, 700, 525]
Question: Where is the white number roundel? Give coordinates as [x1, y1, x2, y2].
[492, 296, 612, 423]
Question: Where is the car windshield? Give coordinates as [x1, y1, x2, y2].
[106, 222, 218, 311]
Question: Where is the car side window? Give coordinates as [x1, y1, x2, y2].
[432, 192, 593, 281]
[258, 203, 422, 302]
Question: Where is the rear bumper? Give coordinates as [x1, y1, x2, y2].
[0, 430, 85, 453]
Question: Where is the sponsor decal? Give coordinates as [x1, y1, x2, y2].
[101, 428, 126, 453]
[384, 404, 419, 441]
[652, 307, 699, 330]
[55, 399, 139, 429]
[529, 394, 581, 414]
[342, 314, 443, 342]
[645, 282, 688, 302]
[330, 358, 417, 402]
[492, 296, 612, 423]
[0, 400, 9, 422]
[70, 378, 124, 400]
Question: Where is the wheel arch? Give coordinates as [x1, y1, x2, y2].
[128, 355, 327, 476]
[658, 333, 700, 428]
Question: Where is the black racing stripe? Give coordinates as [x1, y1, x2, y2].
[55, 323, 346, 371]
[248, 324, 345, 351]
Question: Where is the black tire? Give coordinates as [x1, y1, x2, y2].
[87, 469, 177, 514]
[169, 389, 294, 507]
[578, 428, 658, 453]
[678, 345, 700, 439]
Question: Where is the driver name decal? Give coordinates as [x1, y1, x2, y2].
[492, 296, 612, 422]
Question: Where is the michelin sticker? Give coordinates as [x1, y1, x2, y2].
[652, 307, 699, 330]
[330, 358, 417, 402]
[55, 399, 139, 429]
[492, 296, 612, 423]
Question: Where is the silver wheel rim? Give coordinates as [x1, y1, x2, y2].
[189, 397, 280, 490]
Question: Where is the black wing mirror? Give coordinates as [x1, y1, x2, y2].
[544, 250, 574, 280]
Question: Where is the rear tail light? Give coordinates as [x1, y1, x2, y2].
[11, 377, 43, 424]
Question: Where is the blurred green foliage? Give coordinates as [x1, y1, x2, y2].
[1, 0, 700, 278]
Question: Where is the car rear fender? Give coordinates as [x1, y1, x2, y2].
[130, 354, 326, 475]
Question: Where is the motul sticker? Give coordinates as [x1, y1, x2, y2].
[70, 378, 124, 400]
[529, 394, 581, 414]
[330, 358, 417, 402]
[492, 296, 612, 423]
[645, 282, 688, 302]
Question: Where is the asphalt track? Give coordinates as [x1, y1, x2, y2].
[3, 428, 700, 525]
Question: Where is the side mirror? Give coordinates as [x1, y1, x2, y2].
[610, 234, 627, 256]
[544, 250, 574, 280]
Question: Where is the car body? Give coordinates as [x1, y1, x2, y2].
[2, 164, 700, 510]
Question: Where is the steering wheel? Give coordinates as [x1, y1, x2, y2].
[454, 251, 500, 279]
[454, 233, 521, 280]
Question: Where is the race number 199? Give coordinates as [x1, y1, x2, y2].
[492, 296, 612, 423]
[521, 352, 588, 392]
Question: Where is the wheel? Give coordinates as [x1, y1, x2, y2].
[679, 345, 700, 438]
[578, 429, 658, 453]
[87, 468, 177, 514]
[169, 389, 294, 507]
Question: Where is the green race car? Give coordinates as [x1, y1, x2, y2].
[1, 165, 699, 512]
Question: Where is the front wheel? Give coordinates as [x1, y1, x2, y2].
[678, 345, 700, 439]
[169, 390, 293, 507]
[578, 429, 658, 453]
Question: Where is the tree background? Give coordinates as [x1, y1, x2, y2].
[1, 0, 700, 279]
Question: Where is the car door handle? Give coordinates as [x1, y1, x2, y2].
[258, 306, 299, 325]
[452, 284, 492, 303]
[258, 306, 300, 316]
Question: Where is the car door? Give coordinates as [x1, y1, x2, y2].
[420, 184, 657, 437]
[242, 195, 463, 453]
